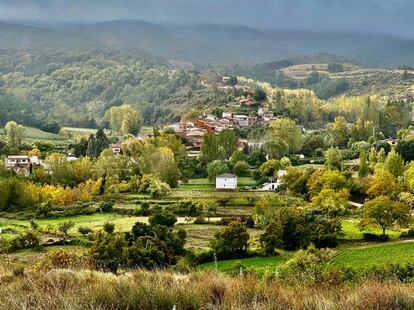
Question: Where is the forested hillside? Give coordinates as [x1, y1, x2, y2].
[0, 49, 228, 128]
[2, 20, 414, 67]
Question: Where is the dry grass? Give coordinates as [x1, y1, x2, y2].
[0, 266, 412, 310]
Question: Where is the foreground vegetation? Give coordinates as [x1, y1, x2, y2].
[0, 266, 412, 310]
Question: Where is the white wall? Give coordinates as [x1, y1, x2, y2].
[216, 177, 237, 190]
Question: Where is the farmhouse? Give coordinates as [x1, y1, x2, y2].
[216, 173, 238, 191]
[4, 155, 31, 175]
[111, 143, 122, 155]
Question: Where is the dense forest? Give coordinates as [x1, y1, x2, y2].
[0, 49, 228, 129]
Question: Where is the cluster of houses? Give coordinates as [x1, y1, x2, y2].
[171, 107, 278, 151]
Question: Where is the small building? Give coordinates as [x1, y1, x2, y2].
[233, 115, 249, 127]
[5, 155, 30, 169]
[216, 173, 238, 191]
[239, 98, 255, 106]
[111, 143, 122, 155]
[5, 155, 30, 175]
[384, 138, 398, 146]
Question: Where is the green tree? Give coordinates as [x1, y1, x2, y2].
[367, 169, 397, 197]
[217, 129, 238, 159]
[358, 150, 369, 177]
[259, 220, 283, 255]
[233, 161, 250, 177]
[362, 196, 410, 236]
[263, 138, 289, 159]
[207, 160, 230, 182]
[384, 149, 405, 177]
[326, 116, 349, 147]
[105, 104, 143, 135]
[149, 211, 177, 227]
[267, 118, 302, 153]
[201, 134, 223, 163]
[210, 221, 250, 259]
[258, 159, 281, 179]
[4, 121, 26, 148]
[58, 221, 75, 237]
[324, 147, 342, 170]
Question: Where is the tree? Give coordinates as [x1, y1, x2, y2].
[58, 221, 75, 237]
[259, 220, 283, 255]
[207, 160, 230, 182]
[217, 129, 238, 159]
[302, 134, 325, 157]
[201, 134, 223, 163]
[267, 118, 302, 153]
[326, 116, 349, 147]
[105, 104, 143, 135]
[384, 149, 405, 177]
[103, 222, 115, 234]
[4, 121, 26, 148]
[396, 140, 414, 162]
[86, 129, 109, 158]
[262, 139, 289, 159]
[362, 196, 410, 236]
[210, 221, 250, 259]
[307, 169, 348, 198]
[78, 226, 92, 236]
[367, 169, 397, 197]
[233, 161, 250, 177]
[90, 231, 127, 273]
[358, 150, 369, 177]
[149, 211, 177, 227]
[258, 159, 281, 179]
[324, 147, 342, 170]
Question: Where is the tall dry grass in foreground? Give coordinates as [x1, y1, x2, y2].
[0, 267, 413, 310]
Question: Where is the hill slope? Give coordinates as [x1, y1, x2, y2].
[2, 20, 414, 67]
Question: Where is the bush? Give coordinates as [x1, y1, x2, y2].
[210, 221, 250, 259]
[10, 231, 41, 251]
[363, 233, 390, 242]
[100, 201, 114, 213]
[149, 211, 177, 227]
[400, 228, 414, 239]
[139, 202, 151, 216]
[103, 222, 115, 234]
[78, 226, 92, 236]
[193, 216, 206, 224]
[218, 216, 254, 228]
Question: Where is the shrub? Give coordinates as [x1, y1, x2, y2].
[277, 245, 336, 285]
[363, 233, 390, 242]
[400, 228, 414, 239]
[139, 202, 150, 216]
[78, 226, 92, 236]
[210, 221, 250, 259]
[10, 231, 41, 251]
[103, 222, 115, 234]
[58, 221, 75, 237]
[193, 216, 206, 224]
[149, 211, 177, 227]
[100, 201, 114, 213]
[218, 216, 254, 228]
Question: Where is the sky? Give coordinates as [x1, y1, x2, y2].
[1, 0, 414, 37]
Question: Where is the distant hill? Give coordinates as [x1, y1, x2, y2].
[1, 20, 414, 67]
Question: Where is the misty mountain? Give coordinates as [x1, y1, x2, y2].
[1, 20, 414, 67]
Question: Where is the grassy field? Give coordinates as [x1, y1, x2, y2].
[329, 241, 414, 269]
[178, 177, 258, 191]
[200, 241, 414, 274]
[200, 254, 292, 275]
[341, 219, 401, 241]
[0, 127, 67, 146]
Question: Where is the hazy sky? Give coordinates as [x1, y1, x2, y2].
[1, 0, 414, 37]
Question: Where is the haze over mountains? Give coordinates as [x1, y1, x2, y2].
[1, 19, 414, 68]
